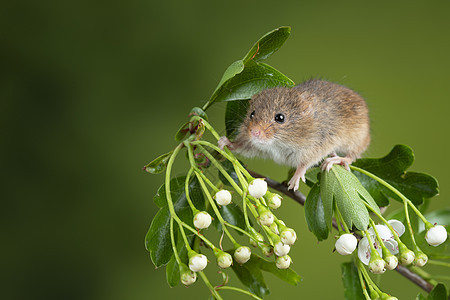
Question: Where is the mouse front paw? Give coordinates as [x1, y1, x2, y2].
[218, 136, 233, 150]
[287, 167, 306, 191]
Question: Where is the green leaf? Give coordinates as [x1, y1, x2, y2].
[166, 255, 179, 287]
[145, 206, 174, 267]
[153, 176, 205, 213]
[211, 61, 294, 104]
[422, 208, 450, 232]
[225, 99, 249, 140]
[428, 283, 448, 300]
[174, 122, 189, 142]
[189, 107, 208, 121]
[211, 60, 245, 97]
[211, 203, 246, 234]
[341, 262, 365, 300]
[321, 166, 380, 231]
[144, 151, 173, 174]
[304, 183, 329, 241]
[231, 253, 301, 298]
[256, 255, 301, 286]
[218, 159, 240, 187]
[243, 26, 291, 63]
[352, 145, 439, 206]
[146, 176, 205, 267]
[304, 167, 320, 187]
[231, 254, 270, 298]
[205, 27, 292, 110]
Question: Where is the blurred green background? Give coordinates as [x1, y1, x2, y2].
[3, 0, 450, 299]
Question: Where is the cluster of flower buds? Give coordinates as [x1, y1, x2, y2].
[246, 179, 297, 269]
[334, 219, 448, 274]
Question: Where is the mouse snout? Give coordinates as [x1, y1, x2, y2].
[251, 128, 262, 138]
[247, 122, 274, 141]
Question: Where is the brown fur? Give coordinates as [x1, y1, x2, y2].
[231, 79, 370, 171]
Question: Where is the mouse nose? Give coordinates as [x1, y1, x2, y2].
[251, 129, 262, 138]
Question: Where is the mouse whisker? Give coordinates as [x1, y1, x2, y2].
[263, 123, 274, 132]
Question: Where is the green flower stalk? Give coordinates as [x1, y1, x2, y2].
[364, 230, 386, 274]
[260, 243, 274, 257]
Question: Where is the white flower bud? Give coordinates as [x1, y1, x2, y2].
[414, 252, 428, 267]
[214, 189, 232, 206]
[193, 211, 211, 229]
[217, 252, 233, 269]
[280, 228, 297, 245]
[234, 246, 251, 264]
[274, 241, 290, 256]
[369, 257, 386, 274]
[384, 255, 398, 270]
[248, 178, 268, 198]
[268, 193, 282, 209]
[180, 269, 197, 285]
[400, 249, 415, 266]
[425, 225, 448, 246]
[335, 234, 357, 255]
[276, 255, 291, 269]
[269, 222, 279, 235]
[189, 254, 208, 272]
[258, 211, 274, 226]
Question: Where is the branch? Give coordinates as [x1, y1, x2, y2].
[247, 169, 435, 293]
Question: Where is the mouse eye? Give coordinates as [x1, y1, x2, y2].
[250, 110, 255, 119]
[274, 113, 285, 124]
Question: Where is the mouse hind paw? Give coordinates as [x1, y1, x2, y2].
[321, 156, 353, 172]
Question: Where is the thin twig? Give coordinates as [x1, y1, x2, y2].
[247, 169, 434, 293]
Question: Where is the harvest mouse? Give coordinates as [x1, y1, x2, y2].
[218, 79, 370, 191]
